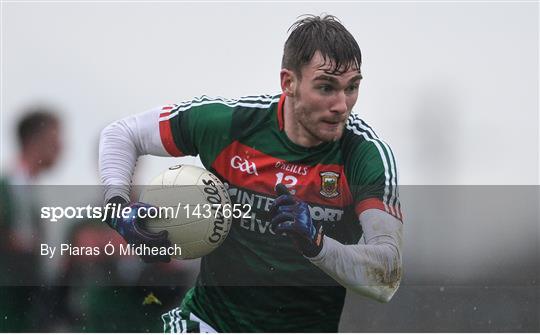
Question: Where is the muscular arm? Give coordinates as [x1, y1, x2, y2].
[307, 209, 403, 303]
[98, 107, 169, 203]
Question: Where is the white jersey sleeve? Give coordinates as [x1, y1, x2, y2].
[98, 106, 170, 203]
[308, 208, 403, 302]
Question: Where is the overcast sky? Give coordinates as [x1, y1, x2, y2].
[1, 1, 538, 185]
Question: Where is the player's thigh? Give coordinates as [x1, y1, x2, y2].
[162, 307, 217, 333]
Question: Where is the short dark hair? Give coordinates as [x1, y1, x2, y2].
[281, 14, 362, 77]
[17, 108, 59, 148]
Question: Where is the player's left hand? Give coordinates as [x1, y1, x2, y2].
[270, 184, 324, 257]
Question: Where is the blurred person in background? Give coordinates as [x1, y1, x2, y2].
[1, 108, 62, 250]
[0, 107, 64, 331]
[61, 154, 193, 332]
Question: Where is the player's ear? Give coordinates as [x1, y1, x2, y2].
[280, 69, 296, 97]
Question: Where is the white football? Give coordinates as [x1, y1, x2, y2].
[139, 164, 232, 259]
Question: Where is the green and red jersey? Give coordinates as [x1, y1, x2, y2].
[158, 94, 401, 332]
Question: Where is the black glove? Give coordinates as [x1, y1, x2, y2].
[270, 184, 324, 257]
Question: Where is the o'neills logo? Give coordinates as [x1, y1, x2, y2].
[230, 155, 259, 175]
[320, 172, 340, 198]
[201, 177, 229, 244]
[208, 210, 227, 244]
[275, 161, 309, 176]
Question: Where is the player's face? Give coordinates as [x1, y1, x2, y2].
[292, 52, 361, 145]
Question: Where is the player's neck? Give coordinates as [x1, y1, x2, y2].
[283, 97, 323, 148]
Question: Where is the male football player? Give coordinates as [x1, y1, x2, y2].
[99, 14, 403, 332]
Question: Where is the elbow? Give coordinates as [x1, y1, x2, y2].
[378, 243, 402, 302]
[371, 273, 402, 304]
[99, 120, 134, 154]
[376, 279, 400, 303]
[348, 279, 400, 303]
[361, 272, 401, 304]
[100, 122, 118, 151]
[100, 120, 122, 142]
[370, 290, 394, 304]
[352, 256, 402, 303]
[378, 255, 402, 303]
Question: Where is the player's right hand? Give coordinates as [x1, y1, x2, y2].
[270, 184, 324, 257]
[107, 197, 171, 263]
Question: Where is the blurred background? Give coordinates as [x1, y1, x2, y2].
[0, 1, 538, 332]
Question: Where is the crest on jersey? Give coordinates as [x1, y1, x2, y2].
[320, 172, 340, 198]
